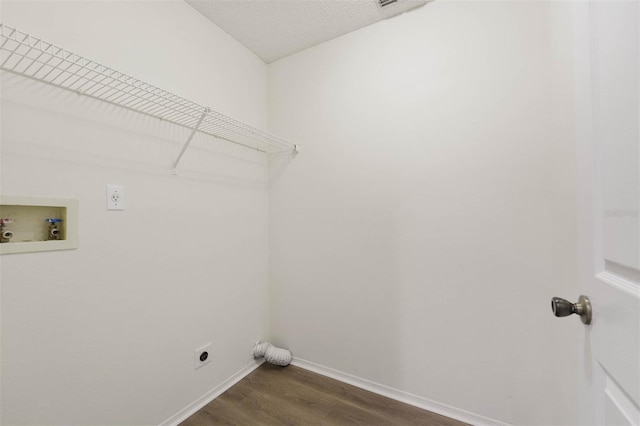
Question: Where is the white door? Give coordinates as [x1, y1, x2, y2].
[573, 1, 640, 425]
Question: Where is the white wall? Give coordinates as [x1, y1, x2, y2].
[0, 1, 269, 424]
[268, 1, 578, 425]
[1, 1, 582, 424]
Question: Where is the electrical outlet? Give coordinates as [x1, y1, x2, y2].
[194, 343, 211, 370]
[106, 185, 124, 211]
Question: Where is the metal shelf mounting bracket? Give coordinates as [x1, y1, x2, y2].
[171, 107, 210, 175]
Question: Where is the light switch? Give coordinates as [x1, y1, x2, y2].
[106, 185, 124, 211]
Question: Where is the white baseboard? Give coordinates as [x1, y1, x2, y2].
[291, 357, 510, 426]
[160, 359, 264, 426]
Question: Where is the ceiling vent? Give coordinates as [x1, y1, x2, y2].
[378, 0, 399, 8]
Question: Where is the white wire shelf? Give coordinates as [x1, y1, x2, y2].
[0, 23, 298, 172]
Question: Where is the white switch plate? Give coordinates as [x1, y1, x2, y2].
[106, 185, 124, 211]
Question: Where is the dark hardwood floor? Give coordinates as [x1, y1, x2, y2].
[180, 363, 467, 426]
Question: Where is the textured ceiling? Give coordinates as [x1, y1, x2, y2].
[186, 0, 430, 63]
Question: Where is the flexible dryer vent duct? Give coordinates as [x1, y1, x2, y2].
[253, 342, 292, 367]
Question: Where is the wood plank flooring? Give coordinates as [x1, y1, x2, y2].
[180, 363, 467, 426]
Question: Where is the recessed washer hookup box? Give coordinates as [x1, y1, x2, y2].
[0, 196, 78, 255]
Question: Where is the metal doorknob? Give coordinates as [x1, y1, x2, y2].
[551, 295, 592, 325]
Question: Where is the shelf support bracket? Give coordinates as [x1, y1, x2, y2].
[171, 107, 210, 175]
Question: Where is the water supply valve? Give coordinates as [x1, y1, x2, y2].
[0, 218, 14, 243]
[45, 218, 63, 240]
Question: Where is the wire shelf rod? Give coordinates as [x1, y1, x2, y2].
[0, 23, 298, 166]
